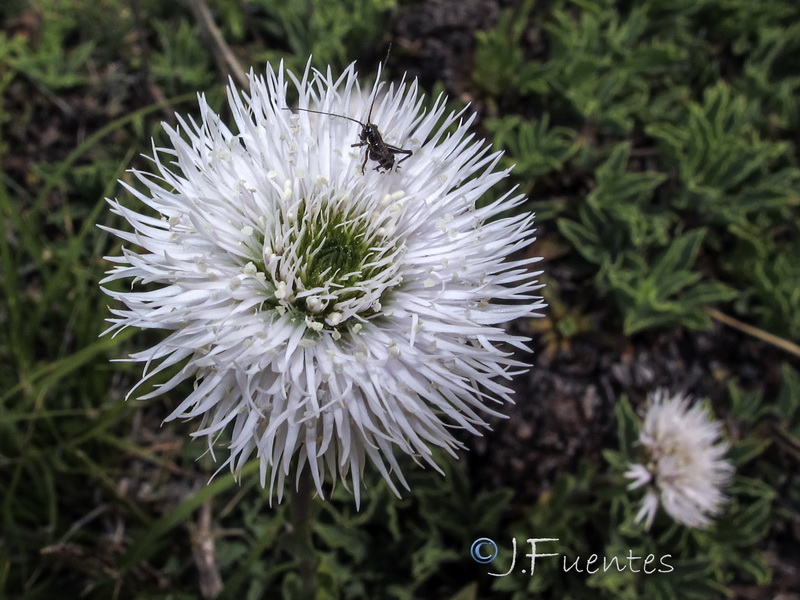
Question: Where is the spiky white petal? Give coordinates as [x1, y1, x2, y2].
[101, 59, 545, 504]
[626, 389, 733, 529]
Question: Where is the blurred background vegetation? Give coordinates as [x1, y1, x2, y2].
[1, 0, 799, 598]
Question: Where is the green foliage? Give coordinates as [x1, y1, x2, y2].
[486, 115, 580, 181]
[476, 0, 800, 339]
[543, 2, 681, 134]
[151, 19, 216, 95]
[728, 363, 800, 444]
[646, 83, 799, 224]
[473, 0, 538, 99]
[606, 230, 736, 333]
[475, 0, 695, 134]
[1, 1, 94, 89]
[723, 223, 800, 340]
[226, 0, 397, 72]
[557, 145, 736, 333]
[611, 394, 639, 463]
[646, 81, 800, 338]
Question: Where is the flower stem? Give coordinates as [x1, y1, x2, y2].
[290, 467, 318, 600]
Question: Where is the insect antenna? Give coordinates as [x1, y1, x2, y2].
[365, 43, 393, 125]
[282, 44, 393, 127]
[281, 106, 364, 126]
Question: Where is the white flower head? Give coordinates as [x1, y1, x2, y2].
[625, 389, 734, 529]
[100, 58, 545, 505]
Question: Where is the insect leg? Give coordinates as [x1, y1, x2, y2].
[387, 146, 413, 170]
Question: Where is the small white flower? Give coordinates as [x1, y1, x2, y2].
[626, 389, 733, 529]
[100, 58, 545, 505]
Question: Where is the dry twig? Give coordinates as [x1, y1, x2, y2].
[185, 0, 249, 89]
[706, 307, 800, 359]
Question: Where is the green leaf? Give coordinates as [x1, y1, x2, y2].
[727, 385, 765, 424]
[727, 476, 777, 500]
[724, 498, 772, 547]
[738, 551, 772, 586]
[472, 488, 514, 533]
[411, 539, 460, 581]
[650, 229, 706, 281]
[678, 281, 737, 307]
[602, 449, 628, 470]
[615, 395, 640, 459]
[314, 521, 369, 562]
[487, 115, 578, 178]
[726, 438, 770, 467]
[588, 143, 667, 209]
[653, 270, 702, 299]
[776, 364, 800, 422]
[557, 218, 606, 264]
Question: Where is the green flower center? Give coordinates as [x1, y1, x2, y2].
[252, 193, 404, 332]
